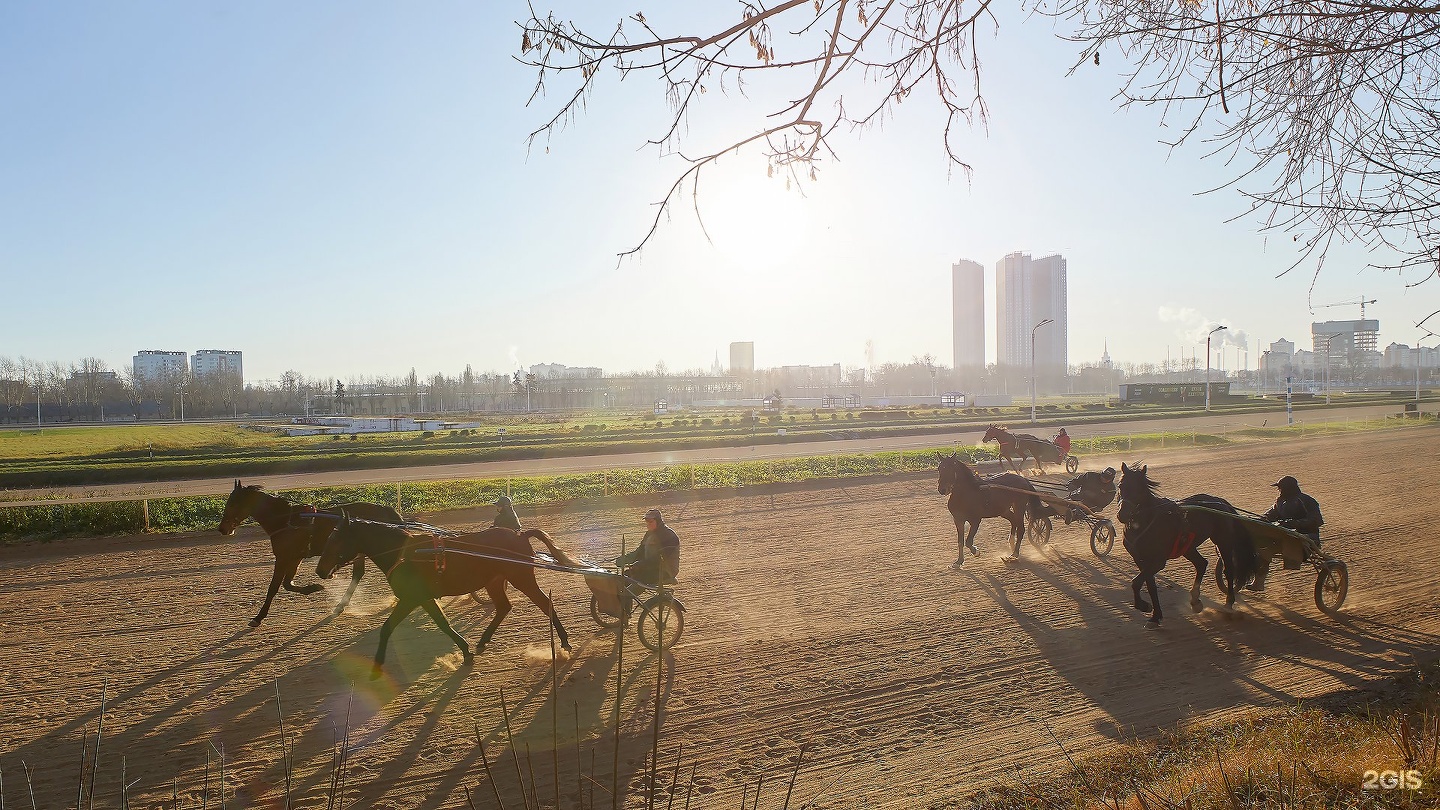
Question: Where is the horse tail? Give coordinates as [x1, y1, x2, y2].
[1029, 494, 1045, 522]
[1226, 515, 1259, 587]
[522, 528, 587, 569]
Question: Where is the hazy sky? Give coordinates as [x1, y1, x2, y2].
[1, 2, 1433, 383]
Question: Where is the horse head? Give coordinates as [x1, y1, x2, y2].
[218, 479, 261, 536]
[315, 508, 357, 580]
[1116, 463, 1159, 526]
[936, 453, 958, 495]
[982, 424, 1003, 443]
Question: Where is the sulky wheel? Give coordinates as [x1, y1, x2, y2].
[637, 597, 684, 652]
[589, 593, 626, 629]
[1065, 455, 1080, 474]
[1212, 557, 1227, 595]
[1028, 515, 1053, 547]
[1089, 520, 1115, 557]
[1314, 560, 1349, 615]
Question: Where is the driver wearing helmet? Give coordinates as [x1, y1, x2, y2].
[616, 508, 680, 587]
[1062, 466, 1116, 524]
[1247, 475, 1324, 592]
[492, 495, 523, 532]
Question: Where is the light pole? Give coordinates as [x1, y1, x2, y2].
[1030, 318, 1054, 424]
[1319, 332, 1341, 405]
[1205, 325, 1227, 411]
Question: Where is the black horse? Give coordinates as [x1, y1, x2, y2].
[217, 480, 404, 627]
[1116, 463, 1258, 626]
[937, 453, 1043, 566]
[316, 518, 583, 678]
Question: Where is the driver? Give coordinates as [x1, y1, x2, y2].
[1248, 475, 1324, 592]
[616, 508, 680, 590]
[1062, 466, 1115, 524]
[1053, 427, 1071, 458]
[492, 495, 523, 532]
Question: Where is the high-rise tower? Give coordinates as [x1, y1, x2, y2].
[995, 252, 1068, 389]
[951, 259, 985, 379]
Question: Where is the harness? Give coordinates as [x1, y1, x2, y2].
[1123, 498, 1197, 560]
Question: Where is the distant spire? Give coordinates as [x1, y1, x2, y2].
[1101, 339, 1112, 368]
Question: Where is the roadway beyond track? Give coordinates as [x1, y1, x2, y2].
[0, 402, 1418, 505]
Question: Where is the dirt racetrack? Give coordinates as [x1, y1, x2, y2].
[3, 426, 1439, 809]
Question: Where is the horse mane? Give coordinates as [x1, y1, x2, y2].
[945, 454, 982, 487]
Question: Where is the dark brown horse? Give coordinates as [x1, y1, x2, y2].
[937, 453, 1042, 566]
[982, 424, 1066, 474]
[316, 518, 583, 678]
[217, 480, 403, 627]
[1116, 463, 1258, 626]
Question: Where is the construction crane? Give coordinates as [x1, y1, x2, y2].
[1320, 295, 1377, 320]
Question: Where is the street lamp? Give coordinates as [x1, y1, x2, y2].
[1030, 318, 1054, 424]
[1319, 332, 1341, 405]
[1205, 325, 1228, 411]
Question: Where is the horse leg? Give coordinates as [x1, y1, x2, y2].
[372, 598, 421, 679]
[511, 574, 571, 652]
[474, 578, 513, 653]
[953, 518, 965, 567]
[1003, 511, 1024, 561]
[251, 556, 301, 627]
[1131, 570, 1151, 614]
[1184, 546, 1208, 612]
[417, 598, 472, 660]
[336, 557, 365, 614]
[1145, 570, 1164, 626]
[280, 553, 324, 596]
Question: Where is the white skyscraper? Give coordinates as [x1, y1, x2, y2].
[951, 260, 985, 377]
[995, 252, 1068, 386]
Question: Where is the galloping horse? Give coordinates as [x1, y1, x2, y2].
[316, 518, 583, 678]
[981, 425, 1061, 474]
[937, 453, 1043, 566]
[217, 480, 404, 627]
[1116, 464, 1258, 626]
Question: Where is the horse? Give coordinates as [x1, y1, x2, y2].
[217, 480, 404, 628]
[937, 453, 1043, 566]
[1116, 463, 1258, 626]
[316, 517, 584, 678]
[983, 424, 1065, 475]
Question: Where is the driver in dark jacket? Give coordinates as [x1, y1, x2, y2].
[492, 496, 523, 532]
[1062, 467, 1116, 523]
[616, 508, 680, 588]
[1248, 475, 1324, 591]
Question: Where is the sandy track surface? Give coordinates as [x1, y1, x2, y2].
[2, 426, 1438, 809]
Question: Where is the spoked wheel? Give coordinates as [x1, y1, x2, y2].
[1028, 515, 1053, 547]
[1090, 520, 1116, 557]
[1212, 557, 1227, 594]
[589, 593, 627, 629]
[1314, 560, 1349, 615]
[1065, 455, 1080, 474]
[637, 596, 685, 652]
